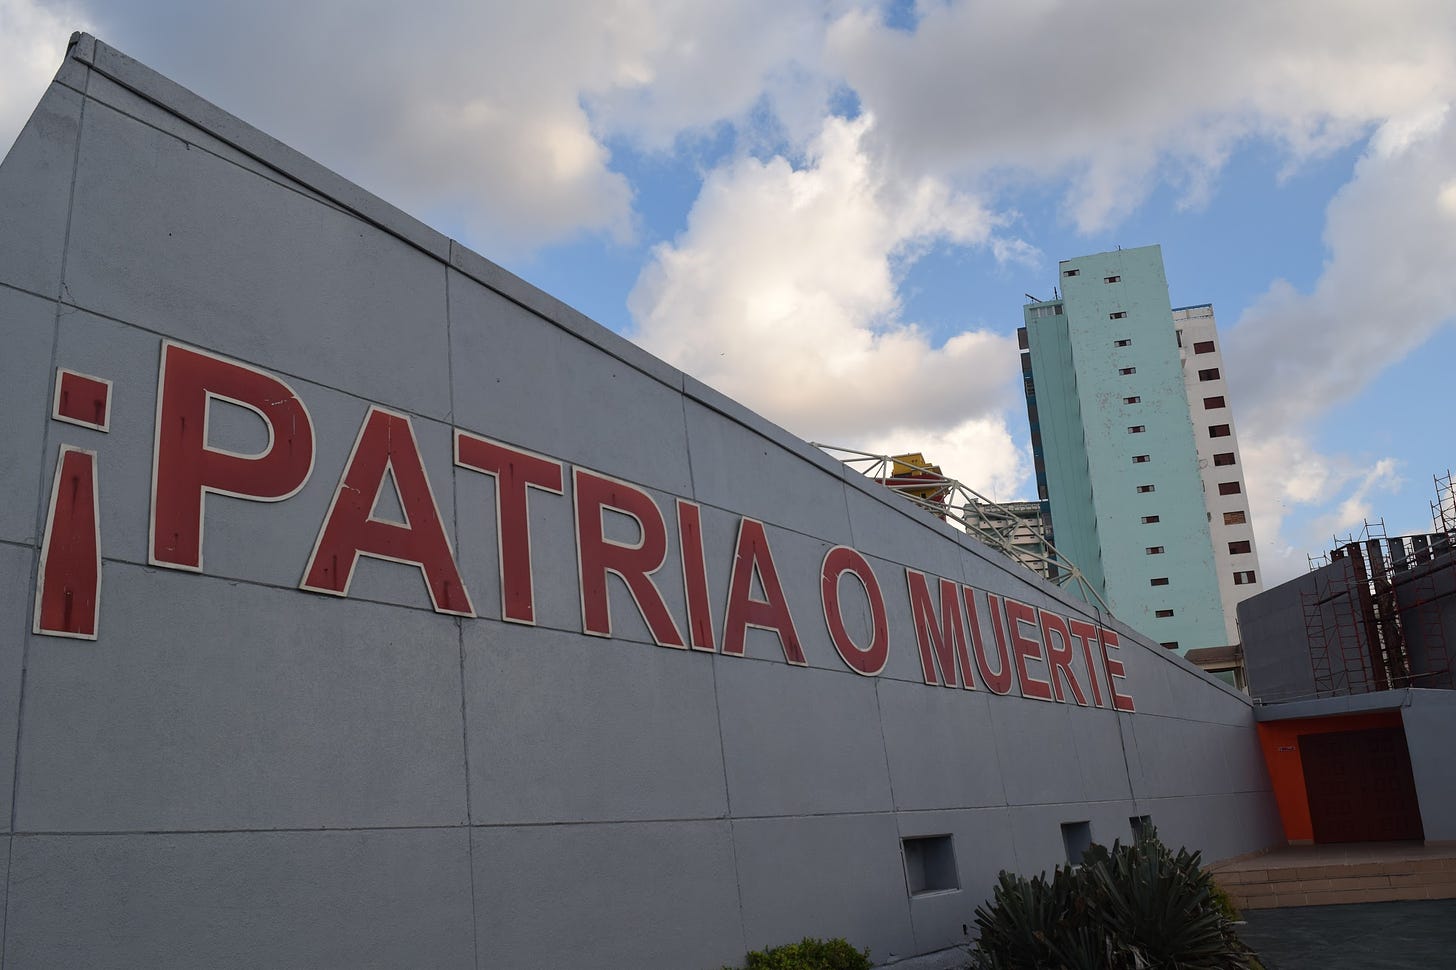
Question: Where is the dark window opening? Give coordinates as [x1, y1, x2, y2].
[1150, 577, 1169, 587]
[1128, 425, 1146, 434]
[1141, 515, 1160, 524]
[1133, 455, 1150, 464]
[1114, 338, 1131, 347]
[1194, 340, 1216, 354]
[1105, 275, 1121, 283]
[902, 836, 959, 896]
[1224, 510, 1247, 525]
[1213, 452, 1236, 466]
[1155, 609, 1174, 618]
[1109, 311, 1128, 319]
[1160, 641, 1180, 650]
[1198, 367, 1221, 381]
[1146, 546, 1165, 555]
[1234, 570, 1257, 585]
[1136, 484, 1155, 493]
[1218, 481, 1242, 495]
[1229, 540, 1252, 554]
[1063, 268, 1080, 277]
[1119, 367, 1136, 375]
[1209, 424, 1231, 438]
[1062, 821, 1093, 866]
[1203, 396, 1226, 409]
[1124, 396, 1141, 404]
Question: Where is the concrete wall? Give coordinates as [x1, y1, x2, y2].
[0, 34, 1282, 969]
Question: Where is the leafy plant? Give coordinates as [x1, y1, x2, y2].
[968, 827, 1257, 969]
[724, 936, 872, 970]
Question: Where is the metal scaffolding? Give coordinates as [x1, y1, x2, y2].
[811, 444, 1112, 615]
[1302, 507, 1454, 696]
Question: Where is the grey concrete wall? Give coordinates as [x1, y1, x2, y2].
[0, 34, 1280, 969]
[1401, 689, 1456, 842]
[1241, 558, 1373, 702]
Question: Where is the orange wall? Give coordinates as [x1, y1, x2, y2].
[1256, 711, 1404, 842]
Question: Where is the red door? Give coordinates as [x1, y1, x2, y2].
[1299, 727, 1424, 843]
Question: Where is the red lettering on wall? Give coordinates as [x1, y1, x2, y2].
[722, 518, 805, 665]
[52, 369, 112, 432]
[1005, 598, 1054, 701]
[150, 342, 314, 571]
[455, 432, 563, 625]
[1039, 608, 1088, 706]
[906, 570, 973, 688]
[676, 500, 715, 652]
[573, 469, 685, 647]
[822, 547, 888, 676]
[975, 591, 1017, 695]
[1068, 619, 1105, 708]
[302, 406, 472, 616]
[1099, 627, 1136, 711]
[33, 446, 101, 639]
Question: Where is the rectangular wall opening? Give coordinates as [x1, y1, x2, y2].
[1061, 821, 1093, 866]
[902, 835, 959, 896]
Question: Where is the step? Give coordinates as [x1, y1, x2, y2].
[1214, 857, 1456, 910]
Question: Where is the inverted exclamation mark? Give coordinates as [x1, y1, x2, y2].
[34, 446, 101, 639]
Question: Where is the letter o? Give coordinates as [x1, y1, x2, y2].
[820, 546, 889, 676]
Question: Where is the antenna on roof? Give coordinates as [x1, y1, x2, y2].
[1024, 293, 1040, 303]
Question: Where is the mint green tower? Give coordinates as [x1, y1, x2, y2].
[1018, 246, 1227, 653]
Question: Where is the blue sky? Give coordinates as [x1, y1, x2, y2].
[4, 0, 1454, 584]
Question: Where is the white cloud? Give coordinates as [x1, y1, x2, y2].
[19, 0, 838, 255]
[628, 113, 1030, 494]
[827, 0, 1456, 232]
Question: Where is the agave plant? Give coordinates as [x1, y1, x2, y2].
[969, 827, 1256, 970]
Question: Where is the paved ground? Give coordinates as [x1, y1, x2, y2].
[1239, 898, 1456, 969]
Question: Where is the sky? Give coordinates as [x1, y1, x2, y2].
[3, 0, 1455, 585]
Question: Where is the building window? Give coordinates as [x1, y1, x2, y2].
[1114, 338, 1131, 347]
[1155, 609, 1174, 618]
[1233, 570, 1257, 585]
[1161, 641, 1179, 650]
[1109, 311, 1128, 319]
[1104, 275, 1121, 283]
[1224, 510, 1247, 525]
[1133, 455, 1150, 464]
[1136, 484, 1156, 493]
[1203, 396, 1226, 409]
[1146, 546, 1165, 555]
[1213, 452, 1236, 466]
[1141, 515, 1160, 524]
[1063, 268, 1080, 277]
[1150, 577, 1169, 586]
[1194, 340, 1216, 354]
[1124, 396, 1141, 404]
[1119, 367, 1136, 375]
[1176, 329, 1183, 347]
[1209, 424, 1231, 438]
[1128, 425, 1146, 434]
[1228, 540, 1252, 554]
[1218, 481, 1242, 495]
[1198, 367, 1221, 381]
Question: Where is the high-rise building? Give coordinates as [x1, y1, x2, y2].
[1018, 245, 1260, 655]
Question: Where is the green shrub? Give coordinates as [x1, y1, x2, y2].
[968, 826, 1257, 969]
[723, 936, 872, 970]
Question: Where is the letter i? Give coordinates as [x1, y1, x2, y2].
[36, 367, 112, 639]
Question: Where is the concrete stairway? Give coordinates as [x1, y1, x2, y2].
[1211, 842, 1456, 910]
